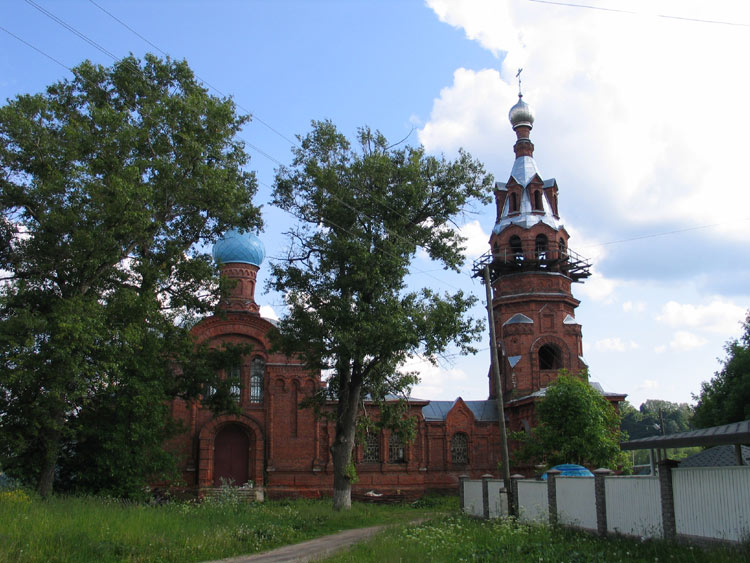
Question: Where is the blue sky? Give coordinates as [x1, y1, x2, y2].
[2, 0, 749, 409]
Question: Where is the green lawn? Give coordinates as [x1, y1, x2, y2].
[2, 490, 746, 563]
[324, 514, 748, 563]
[0, 489, 448, 562]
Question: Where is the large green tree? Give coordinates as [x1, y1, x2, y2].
[513, 372, 630, 470]
[620, 399, 694, 440]
[693, 310, 750, 428]
[270, 121, 491, 510]
[0, 54, 261, 496]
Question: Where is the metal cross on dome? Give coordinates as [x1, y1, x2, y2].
[516, 67, 523, 97]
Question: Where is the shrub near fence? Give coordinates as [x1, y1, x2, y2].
[460, 463, 750, 544]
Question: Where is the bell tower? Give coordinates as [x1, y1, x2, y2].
[476, 88, 592, 401]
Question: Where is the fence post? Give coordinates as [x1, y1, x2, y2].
[546, 469, 561, 525]
[511, 474, 524, 517]
[594, 468, 613, 536]
[459, 474, 469, 512]
[658, 459, 679, 540]
[481, 474, 493, 519]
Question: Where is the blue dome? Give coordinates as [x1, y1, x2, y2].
[212, 229, 265, 266]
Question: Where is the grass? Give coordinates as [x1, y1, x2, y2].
[0, 488, 453, 563]
[3, 490, 746, 562]
[323, 514, 750, 563]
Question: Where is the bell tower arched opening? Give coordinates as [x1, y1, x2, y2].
[538, 344, 562, 371]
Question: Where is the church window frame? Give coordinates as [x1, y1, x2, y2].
[450, 432, 469, 464]
[363, 432, 380, 463]
[388, 433, 405, 464]
[510, 192, 519, 213]
[228, 363, 242, 402]
[534, 190, 543, 210]
[249, 357, 265, 404]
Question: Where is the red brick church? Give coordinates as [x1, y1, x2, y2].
[168, 94, 625, 498]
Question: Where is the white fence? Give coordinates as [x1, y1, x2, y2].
[517, 480, 547, 522]
[486, 479, 508, 518]
[674, 466, 750, 542]
[463, 479, 484, 517]
[605, 476, 661, 537]
[556, 477, 596, 530]
[461, 465, 750, 543]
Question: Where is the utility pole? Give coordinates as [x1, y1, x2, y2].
[483, 265, 513, 514]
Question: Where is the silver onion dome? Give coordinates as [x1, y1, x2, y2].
[509, 96, 534, 130]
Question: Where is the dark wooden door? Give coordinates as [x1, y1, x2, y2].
[213, 424, 250, 486]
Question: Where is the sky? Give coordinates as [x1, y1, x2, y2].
[2, 0, 749, 409]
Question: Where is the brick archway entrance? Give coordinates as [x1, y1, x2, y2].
[213, 423, 250, 487]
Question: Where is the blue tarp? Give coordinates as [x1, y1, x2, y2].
[540, 464, 594, 480]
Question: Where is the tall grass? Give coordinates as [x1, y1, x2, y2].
[0, 489, 442, 562]
[324, 514, 748, 563]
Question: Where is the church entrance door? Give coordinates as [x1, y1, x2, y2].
[213, 424, 250, 486]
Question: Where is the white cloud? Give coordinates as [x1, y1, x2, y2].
[459, 219, 489, 260]
[405, 355, 469, 399]
[637, 379, 659, 392]
[259, 304, 279, 321]
[594, 337, 638, 352]
[654, 345, 667, 354]
[623, 300, 646, 313]
[418, 67, 512, 162]
[669, 330, 708, 351]
[426, 0, 520, 58]
[574, 270, 620, 303]
[424, 1, 750, 241]
[657, 299, 745, 335]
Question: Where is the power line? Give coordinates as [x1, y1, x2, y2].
[8, 3, 290, 168]
[24, 0, 119, 61]
[527, 0, 750, 27]
[0, 25, 72, 72]
[581, 217, 750, 249]
[86, 0, 300, 149]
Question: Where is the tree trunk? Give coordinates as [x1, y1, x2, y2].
[331, 372, 362, 511]
[37, 428, 61, 498]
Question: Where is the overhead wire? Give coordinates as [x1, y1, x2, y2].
[11, 1, 741, 292]
[527, 0, 750, 27]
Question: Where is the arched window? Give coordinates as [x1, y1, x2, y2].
[250, 357, 265, 403]
[510, 192, 519, 213]
[228, 364, 241, 402]
[509, 235, 523, 260]
[363, 432, 380, 463]
[558, 238, 566, 255]
[539, 344, 563, 370]
[451, 432, 469, 464]
[388, 433, 405, 463]
[535, 234, 548, 260]
[534, 190, 543, 210]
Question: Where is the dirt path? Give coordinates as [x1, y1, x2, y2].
[205, 523, 390, 563]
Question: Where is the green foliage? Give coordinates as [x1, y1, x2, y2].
[620, 399, 694, 440]
[693, 310, 750, 428]
[0, 54, 261, 496]
[620, 400, 698, 466]
[513, 372, 630, 470]
[268, 120, 492, 507]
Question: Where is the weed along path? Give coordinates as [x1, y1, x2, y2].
[205, 523, 391, 563]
